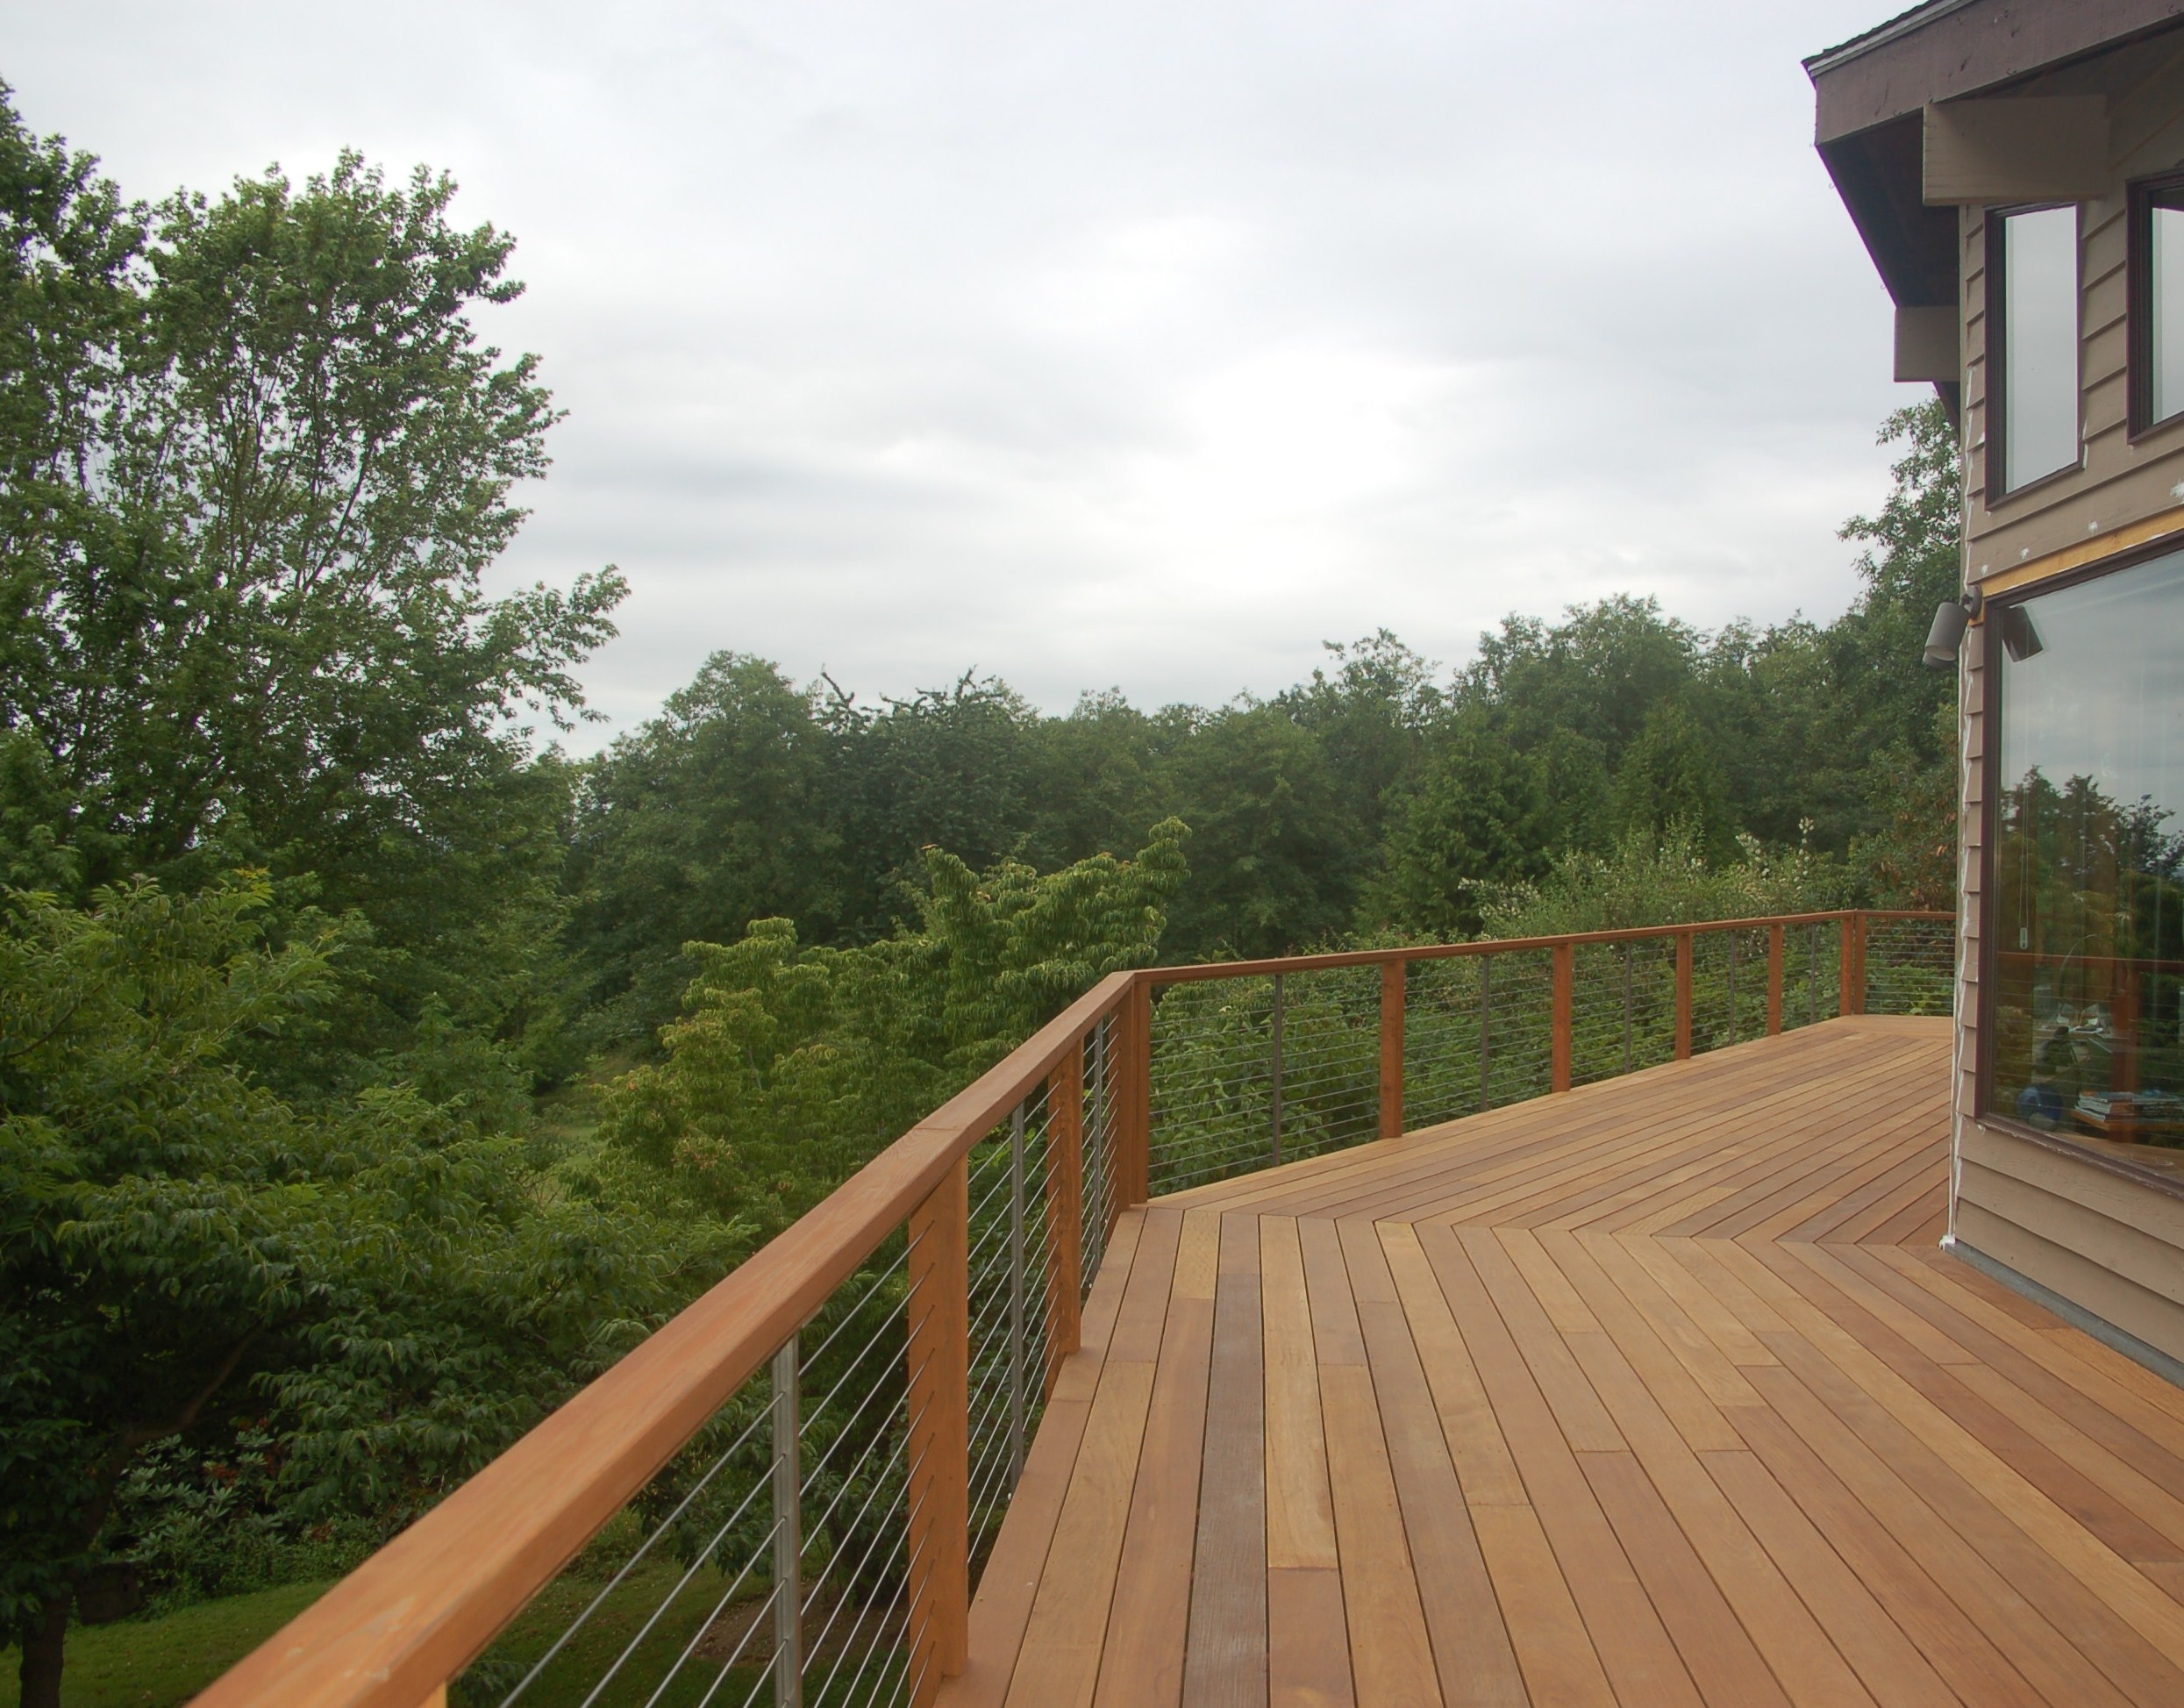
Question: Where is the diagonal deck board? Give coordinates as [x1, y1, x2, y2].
[938, 1016, 2184, 1706]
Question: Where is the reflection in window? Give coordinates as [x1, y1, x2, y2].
[2147, 190, 2184, 425]
[1998, 205, 2081, 491]
[1988, 552, 2184, 1153]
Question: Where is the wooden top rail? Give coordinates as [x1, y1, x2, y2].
[1143, 909, 1950, 985]
[195, 969, 1141, 1708]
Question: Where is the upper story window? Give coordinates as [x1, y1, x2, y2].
[1987, 204, 2082, 497]
[2130, 173, 2184, 433]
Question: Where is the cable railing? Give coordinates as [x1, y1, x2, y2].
[1145, 910, 1950, 1195]
[195, 909, 1947, 1708]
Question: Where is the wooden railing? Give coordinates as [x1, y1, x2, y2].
[194, 910, 1947, 1708]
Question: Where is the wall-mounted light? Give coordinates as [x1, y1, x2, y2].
[1922, 587, 1984, 668]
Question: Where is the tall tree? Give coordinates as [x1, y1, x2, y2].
[0, 112, 622, 1096]
[0, 877, 722, 1708]
[567, 654, 844, 1044]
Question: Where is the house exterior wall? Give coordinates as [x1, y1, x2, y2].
[1951, 28, 2184, 1371]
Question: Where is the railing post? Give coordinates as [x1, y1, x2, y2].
[1270, 973, 1285, 1167]
[1120, 978, 1153, 1209]
[1622, 943, 1634, 1076]
[772, 1333, 803, 1708]
[1839, 914, 1866, 1017]
[1674, 932, 1694, 1061]
[1551, 942, 1574, 1093]
[1767, 925, 1785, 1036]
[906, 1158, 969, 1700]
[1478, 955, 1494, 1111]
[1809, 924, 1821, 1025]
[1044, 1044, 1082, 1393]
[1728, 933, 1738, 1044]
[1089, 1018, 1111, 1258]
[1380, 958, 1406, 1137]
[1007, 1101, 1027, 1493]
[1854, 912, 1869, 1013]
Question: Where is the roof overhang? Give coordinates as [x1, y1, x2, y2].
[1806, 0, 2184, 311]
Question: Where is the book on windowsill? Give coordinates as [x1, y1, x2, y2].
[2076, 1090, 2184, 1124]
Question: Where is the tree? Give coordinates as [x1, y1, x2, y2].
[819, 673, 1046, 937]
[567, 654, 845, 1046]
[1278, 630, 1445, 865]
[1155, 705, 1353, 958]
[1367, 720, 1545, 938]
[1459, 596, 1702, 765]
[0, 110, 622, 1098]
[603, 823, 1188, 1240]
[0, 876, 724, 1708]
[1609, 700, 1732, 856]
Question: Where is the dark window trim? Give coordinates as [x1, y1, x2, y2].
[1974, 532, 2184, 1174]
[2128, 168, 2184, 440]
[1983, 202, 2085, 504]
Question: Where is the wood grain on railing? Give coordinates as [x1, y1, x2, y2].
[1674, 931, 1695, 1060]
[1138, 909, 1936, 985]
[907, 1156, 971, 1705]
[1044, 1045, 1083, 1394]
[197, 909, 1950, 1708]
[1767, 924, 1786, 1035]
[1379, 959, 1406, 1137]
[1121, 980, 1153, 1210]
[191, 969, 1138, 1708]
[1550, 942, 1574, 1093]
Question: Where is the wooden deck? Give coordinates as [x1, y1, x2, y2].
[938, 1015, 2184, 1707]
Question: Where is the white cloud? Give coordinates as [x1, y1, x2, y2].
[4, 0, 1915, 740]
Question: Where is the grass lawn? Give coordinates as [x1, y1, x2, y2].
[0, 1580, 329, 1708]
[0, 1562, 906, 1707]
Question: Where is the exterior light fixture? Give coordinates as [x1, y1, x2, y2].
[1922, 587, 1984, 668]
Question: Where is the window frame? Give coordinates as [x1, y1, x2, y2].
[2128, 168, 2184, 439]
[1974, 537, 2184, 1199]
[1983, 200, 2085, 504]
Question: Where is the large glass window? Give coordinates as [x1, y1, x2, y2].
[1987, 551, 2184, 1156]
[1990, 204, 2081, 494]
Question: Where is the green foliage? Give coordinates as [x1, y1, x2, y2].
[1478, 823, 1845, 940]
[1367, 719, 1547, 938]
[0, 94, 621, 1111]
[1155, 705, 1352, 958]
[1609, 701, 1732, 856]
[0, 877, 729, 1697]
[603, 824, 1187, 1240]
[567, 654, 844, 1044]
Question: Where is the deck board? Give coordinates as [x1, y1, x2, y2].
[939, 1016, 2184, 1705]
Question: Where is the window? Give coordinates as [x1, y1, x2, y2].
[1986, 204, 2081, 496]
[1985, 549, 2184, 1159]
[2130, 174, 2184, 432]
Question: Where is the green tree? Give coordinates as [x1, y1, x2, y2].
[1367, 720, 1545, 938]
[604, 823, 1187, 1239]
[1478, 823, 1841, 939]
[567, 654, 844, 1045]
[1020, 690, 1167, 872]
[1156, 705, 1352, 958]
[0, 109, 621, 1100]
[1279, 631, 1445, 865]
[819, 673, 1045, 937]
[1609, 700, 1731, 855]
[0, 877, 722, 1708]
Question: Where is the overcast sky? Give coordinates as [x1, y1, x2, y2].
[5, 1, 1920, 744]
